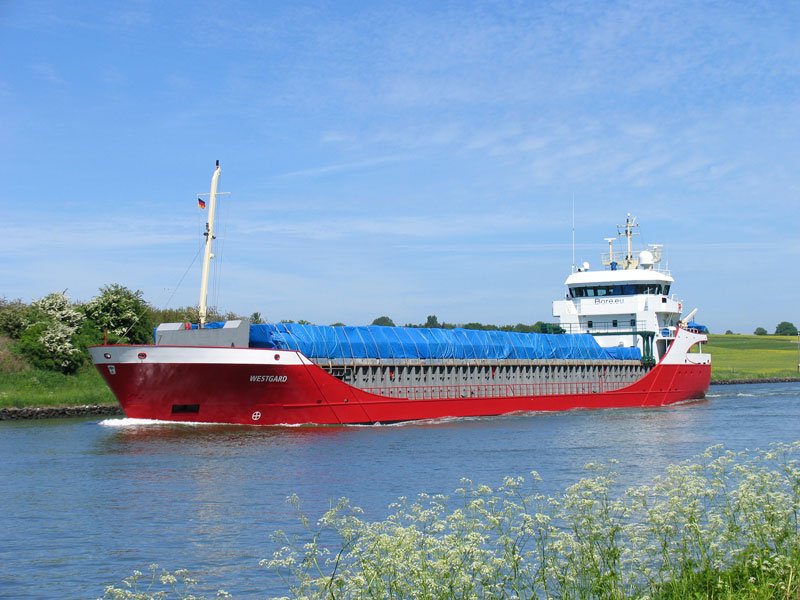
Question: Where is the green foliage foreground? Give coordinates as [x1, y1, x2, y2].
[0, 366, 114, 408]
[105, 442, 800, 599]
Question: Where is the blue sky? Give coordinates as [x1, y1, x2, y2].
[1, 1, 798, 334]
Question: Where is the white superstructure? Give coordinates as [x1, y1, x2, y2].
[553, 215, 691, 365]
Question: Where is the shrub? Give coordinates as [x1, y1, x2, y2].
[16, 321, 83, 374]
[105, 443, 800, 599]
[264, 443, 800, 599]
[0, 297, 30, 339]
[14, 292, 85, 374]
[102, 564, 230, 600]
[32, 292, 84, 329]
[0, 334, 29, 373]
[83, 284, 153, 344]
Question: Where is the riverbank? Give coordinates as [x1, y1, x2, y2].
[0, 404, 121, 420]
[705, 333, 800, 381]
[0, 366, 116, 410]
[713, 377, 800, 385]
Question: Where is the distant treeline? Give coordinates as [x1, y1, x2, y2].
[367, 314, 565, 334]
[751, 322, 798, 336]
[0, 286, 563, 377]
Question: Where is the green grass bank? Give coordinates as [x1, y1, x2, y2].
[0, 366, 115, 409]
[704, 333, 800, 382]
[1, 333, 798, 410]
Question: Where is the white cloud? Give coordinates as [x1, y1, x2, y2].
[31, 63, 63, 85]
[276, 155, 411, 179]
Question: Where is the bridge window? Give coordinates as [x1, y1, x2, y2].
[569, 283, 670, 298]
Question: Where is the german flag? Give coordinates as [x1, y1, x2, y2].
[198, 198, 206, 209]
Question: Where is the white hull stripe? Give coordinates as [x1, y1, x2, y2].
[89, 345, 311, 365]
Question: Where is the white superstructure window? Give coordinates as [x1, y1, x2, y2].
[570, 283, 670, 298]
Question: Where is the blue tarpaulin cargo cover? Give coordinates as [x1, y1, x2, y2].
[248, 323, 642, 361]
[687, 321, 709, 334]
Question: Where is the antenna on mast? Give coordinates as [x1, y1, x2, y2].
[571, 193, 575, 272]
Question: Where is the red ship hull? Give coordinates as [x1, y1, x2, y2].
[89, 344, 711, 426]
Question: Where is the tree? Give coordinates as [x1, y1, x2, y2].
[16, 292, 85, 374]
[775, 321, 798, 336]
[250, 312, 264, 324]
[754, 327, 768, 336]
[424, 315, 440, 328]
[463, 322, 493, 330]
[150, 305, 236, 324]
[371, 316, 395, 327]
[83, 284, 153, 344]
[531, 321, 566, 334]
[0, 297, 30, 339]
[725, 330, 734, 335]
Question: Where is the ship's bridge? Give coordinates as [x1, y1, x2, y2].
[553, 215, 686, 365]
[555, 268, 681, 366]
[564, 269, 674, 299]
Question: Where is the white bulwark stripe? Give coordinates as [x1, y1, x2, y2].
[89, 345, 311, 366]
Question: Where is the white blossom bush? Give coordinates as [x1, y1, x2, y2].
[102, 563, 230, 600]
[17, 292, 85, 373]
[32, 291, 84, 329]
[37, 321, 84, 371]
[0, 297, 31, 339]
[12, 286, 153, 373]
[264, 442, 800, 599]
[103, 443, 800, 599]
[83, 284, 152, 344]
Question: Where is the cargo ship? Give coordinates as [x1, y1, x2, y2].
[89, 163, 711, 425]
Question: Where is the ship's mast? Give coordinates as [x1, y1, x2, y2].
[618, 213, 639, 269]
[198, 160, 221, 328]
[625, 215, 634, 263]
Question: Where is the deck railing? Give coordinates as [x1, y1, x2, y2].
[558, 320, 655, 335]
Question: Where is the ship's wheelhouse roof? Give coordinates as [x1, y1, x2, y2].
[565, 269, 674, 287]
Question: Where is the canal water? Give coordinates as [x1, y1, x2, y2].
[2, 382, 800, 598]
